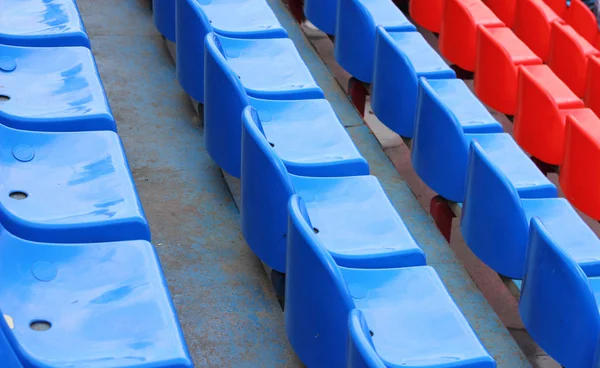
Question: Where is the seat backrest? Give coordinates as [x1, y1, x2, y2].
[519, 217, 600, 368]
[346, 309, 386, 368]
[305, 0, 338, 35]
[483, 0, 517, 28]
[0, 313, 23, 367]
[564, 0, 598, 44]
[409, 0, 443, 32]
[285, 194, 355, 367]
[204, 33, 250, 177]
[240, 106, 296, 268]
[586, 55, 600, 116]
[176, 0, 214, 103]
[543, 0, 568, 15]
[460, 140, 530, 279]
[514, 0, 563, 62]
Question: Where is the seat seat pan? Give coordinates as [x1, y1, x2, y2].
[0, 228, 191, 367]
[0, 0, 89, 47]
[0, 44, 115, 132]
[522, 65, 583, 108]
[200, 0, 287, 38]
[341, 265, 494, 367]
[485, 27, 542, 65]
[386, 31, 454, 76]
[425, 79, 504, 133]
[523, 198, 600, 277]
[220, 36, 323, 100]
[250, 98, 369, 177]
[292, 175, 426, 269]
[468, 133, 557, 199]
[0, 125, 149, 244]
[358, 0, 415, 30]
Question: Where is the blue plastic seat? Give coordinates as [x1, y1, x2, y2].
[176, 0, 287, 104]
[334, 0, 416, 82]
[371, 27, 455, 138]
[0, 44, 116, 132]
[241, 107, 423, 273]
[0, 226, 192, 367]
[0, 0, 89, 48]
[153, 0, 176, 42]
[461, 141, 600, 279]
[304, 0, 338, 35]
[519, 218, 600, 368]
[204, 33, 329, 177]
[0, 124, 149, 244]
[411, 78, 556, 202]
[286, 195, 496, 367]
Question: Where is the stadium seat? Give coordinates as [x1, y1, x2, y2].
[519, 218, 600, 368]
[0, 228, 193, 367]
[560, 114, 600, 220]
[475, 26, 542, 115]
[513, 0, 565, 62]
[335, 0, 416, 83]
[548, 22, 600, 98]
[176, 0, 287, 104]
[513, 64, 584, 165]
[585, 55, 600, 116]
[412, 78, 556, 203]
[0, 0, 89, 48]
[439, 0, 504, 72]
[484, 0, 517, 28]
[203, 34, 367, 178]
[409, 0, 443, 33]
[564, 0, 598, 44]
[461, 141, 600, 279]
[544, 0, 567, 15]
[371, 27, 455, 138]
[0, 124, 150, 244]
[0, 44, 116, 132]
[153, 0, 176, 41]
[286, 195, 495, 367]
[241, 107, 424, 273]
[305, 0, 338, 35]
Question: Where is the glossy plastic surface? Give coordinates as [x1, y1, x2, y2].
[548, 22, 600, 98]
[0, 124, 149, 244]
[484, 0, 517, 28]
[519, 218, 600, 368]
[304, 0, 338, 35]
[0, 44, 116, 132]
[241, 107, 424, 272]
[544, 0, 567, 15]
[0, 226, 192, 367]
[461, 141, 600, 279]
[439, 0, 504, 72]
[0, 0, 89, 48]
[560, 114, 600, 220]
[371, 27, 455, 138]
[176, 0, 287, 103]
[514, 64, 584, 165]
[203, 33, 324, 177]
[409, 0, 443, 33]
[153, 0, 176, 41]
[564, 0, 598, 44]
[514, 0, 564, 61]
[346, 310, 386, 368]
[286, 195, 495, 367]
[585, 55, 600, 116]
[335, 0, 416, 82]
[475, 26, 542, 115]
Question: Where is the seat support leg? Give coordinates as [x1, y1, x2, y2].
[271, 269, 286, 310]
[288, 0, 305, 24]
[348, 77, 367, 117]
[430, 195, 456, 242]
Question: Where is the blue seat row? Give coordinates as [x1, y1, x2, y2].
[0, 1, 192, 366]
[158, 0, 497, 366]
[301, 0, 600, 365]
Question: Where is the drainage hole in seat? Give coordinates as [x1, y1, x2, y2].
[369, 330, 374, 337]
[313, 228, 319, 234]
[30, 320, 51, 331]
[269, 142, 275, 147]
[0, 95, 10, 102]
[9, 191, 27, 200]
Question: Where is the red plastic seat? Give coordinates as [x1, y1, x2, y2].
[564, 0, 598, 44]
[475, 26, 542, 115]
[410, 0, 444, 33]
[514, 64, 584, 164]
[439, 0, 505, 71]
[514, 0, 564, 61]
[560, 111, 600, 220]
[543, 0, 567, 16]
[585, 55, 600, 116]
[483, 0, 516, 28]
[548, 22, 600, 98]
